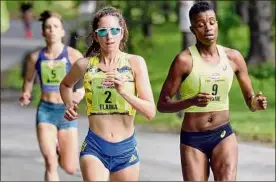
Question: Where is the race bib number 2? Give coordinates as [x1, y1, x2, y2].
[91, 78, 134, 113]
[41, 59, 66, 85]
[91, 78, 120, 111]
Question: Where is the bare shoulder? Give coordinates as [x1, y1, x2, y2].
[75, 57, 89, 70]
[124, 53, 148, 79]
[171, 49, 193, 74]
[223, 46, 244, 64]
[29, 50, 40, 63]
[175, 49, 192, 65]
[222, 46, 246, 72]
[127, 53, 146, 65]
[67, 46, 84, 62]
[68, 46, 83, 56]
[126, 53, 145, 62]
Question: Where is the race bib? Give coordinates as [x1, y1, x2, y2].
[200, 74, 229, 103]
[91, 78, 132, 113]
[41, 59, 67, 86]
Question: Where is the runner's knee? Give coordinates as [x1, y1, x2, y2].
[44, 154, 58, 172]
[62, 164, 77, 175]
[214, 162, 236, 180]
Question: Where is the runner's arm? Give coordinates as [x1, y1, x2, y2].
[21, 52, 38, 96]
[157, 53, 193, 112]
[60, 58, 88, 107]
[226, 49, 256, 111]
[119, 55, 156, 120]
[68, 47, 85, 103]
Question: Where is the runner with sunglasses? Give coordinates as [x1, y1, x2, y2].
[60, 7, 156, 181]
[19, 10, 84, 181]
[157, 1, 267, 181]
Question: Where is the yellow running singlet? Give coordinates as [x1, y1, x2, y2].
[179, 45, 234, 112]
[84, 52, 137, 115]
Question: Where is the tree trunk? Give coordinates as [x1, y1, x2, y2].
[96, 0, 107, 10]
[124, 2, 135, 53]
[142, 22, 152, 38]
[177, 1, 195, 119]
[179, 1, 196, 48]
[247, 0, 275, 64]
[141, 1, 152, 38]
[210, 1, 217, 13]
[182, 32, 196, 50]
[162, 1, 170, 22]
[235, 0, 249, 24]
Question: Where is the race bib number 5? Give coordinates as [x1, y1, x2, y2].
[41, 59, 66, 85]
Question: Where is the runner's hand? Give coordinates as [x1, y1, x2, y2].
[64, 103, 79, 121]
[19, 92, 31, 106]
[190, 92, 213, 107]
[251, 91, 267, 111]
[105, 70, 127, 95]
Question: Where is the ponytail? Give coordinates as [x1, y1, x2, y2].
[85, 34, 100, 57]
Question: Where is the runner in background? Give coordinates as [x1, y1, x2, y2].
[19, 10, 85, 181]
[20, 2, 33, 39]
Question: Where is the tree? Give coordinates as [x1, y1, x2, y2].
[141, 1, 153, 38]
[177, 0, 196, 119]
[235, 0, 249, 24]
[162, 1, 170, 22]
[96, 0, 107, 10]
[1, 1, 10, 33]
[207, 0, 217, 13]
[179, 1, 195, 50]
[246, 0, 275, 64]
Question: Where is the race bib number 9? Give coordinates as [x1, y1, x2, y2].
[200, 74, 228, 102]
[41, 59, 66, 85]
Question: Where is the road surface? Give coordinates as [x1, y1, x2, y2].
[1, 89, 275, 181]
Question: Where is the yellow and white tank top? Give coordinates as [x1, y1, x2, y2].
[83, 52, 137, 116]
[180, 45, 234, 112]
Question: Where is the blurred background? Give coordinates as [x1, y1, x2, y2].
[1, 0, 275, 181]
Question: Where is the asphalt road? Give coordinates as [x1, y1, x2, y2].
[1, 20, 275, 181]
[1, 90, 275, 181]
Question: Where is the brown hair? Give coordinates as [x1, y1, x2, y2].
[38, 10, 63, 31]
[85, 7, 129, 57]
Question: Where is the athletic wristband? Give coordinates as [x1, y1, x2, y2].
[250, 95, 256, 111]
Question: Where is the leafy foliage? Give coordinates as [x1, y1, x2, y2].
[248, 63, 275, 79]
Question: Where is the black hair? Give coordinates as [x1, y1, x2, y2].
[20, 3, 33, 13]
[189, 1, 214, 22]
[85, 7, 129, 57]
[39, 10, 51, 22]
[38, 10, 63, 31]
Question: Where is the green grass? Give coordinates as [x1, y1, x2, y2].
[2, 22, 275, 143]
[6, 1, 78, 20]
